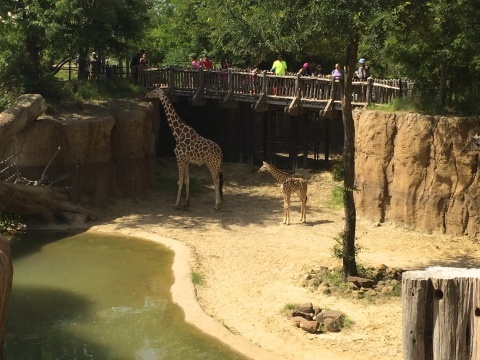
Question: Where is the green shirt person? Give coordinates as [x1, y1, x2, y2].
[270, 55, 287, 75]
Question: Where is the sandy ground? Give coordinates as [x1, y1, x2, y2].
[84, 157, 480, 360]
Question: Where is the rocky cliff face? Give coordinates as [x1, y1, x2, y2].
[0, 102, 157, 204]
[354, 110, 480, 236]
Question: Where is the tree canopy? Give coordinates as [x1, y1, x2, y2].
[1, 0, 480, 108]
[0, 0, 150, 92]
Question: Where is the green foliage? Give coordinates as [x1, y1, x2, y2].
[37, 79, 144, 107]
[283, 303, 296, 311]
[368, 92, 480, 116]
[331, 232, 364, 260]
[326, 185, 344, 210]
[380, 1, 480, 109]
[323, 269, 348, 288]
[0, 0, 151, 95]
[356, 264, 375, 280]
[191, 271, 204, 285]
[339, 314, 355, 329]
[331, 162, 344, 182]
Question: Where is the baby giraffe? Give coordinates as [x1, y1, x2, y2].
[258, 161, 307, 225]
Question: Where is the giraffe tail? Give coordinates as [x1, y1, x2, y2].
[219, 170, 224, 200]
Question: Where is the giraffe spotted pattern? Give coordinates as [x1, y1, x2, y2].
[145, 88, 223, 209]
[258, 161, 307, 225]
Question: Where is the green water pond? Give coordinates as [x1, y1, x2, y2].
[4, 231, 247, 360]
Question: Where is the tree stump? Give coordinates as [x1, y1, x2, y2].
[402, 267, 480, 360]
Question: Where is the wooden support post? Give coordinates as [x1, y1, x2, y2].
[271, 111, 276, 165]
[366, 77, 374, 105]
[238, 106, 244, 163]
[169, 65, 175, 91]
[303, 115, 308, 169]
[290, 115, 297, 172]
[263, 112, 268, 161]
[324, 114, 331, 164]
[403, 267, 480, 360]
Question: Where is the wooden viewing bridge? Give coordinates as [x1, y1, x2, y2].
[135, 66, 414, 170]
[137, 66, 414, 114]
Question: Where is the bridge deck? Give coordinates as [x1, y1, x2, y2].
[138, 66, 414, 115]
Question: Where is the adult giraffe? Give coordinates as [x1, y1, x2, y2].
[144, 88, 223, 209]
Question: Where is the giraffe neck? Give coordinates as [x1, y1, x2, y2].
[157, 93, 185, 140]
[265, 163, 290, 182]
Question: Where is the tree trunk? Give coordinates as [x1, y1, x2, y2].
[0, 181, 91, 223]
[0, 95, 92, 224]
[24, 26, 41, 88]
[0, 94, 47, 141]
[341, 40, 359, 278]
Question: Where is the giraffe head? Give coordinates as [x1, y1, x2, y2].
[258, 161, 270, 172]
[143, 87, 167, 100]
[461, 134, 480, 155]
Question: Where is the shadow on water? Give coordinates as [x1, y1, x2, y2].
[5, 285, 116, 360]
[5, 232, 248, 360]
[8, 230, 85, 260]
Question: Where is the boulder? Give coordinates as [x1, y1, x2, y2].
[347, 276, 375, 289]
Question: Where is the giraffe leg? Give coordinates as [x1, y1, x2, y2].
[301, 196, 307, 222]
[298, 190, 307, 223]
[175, 164, 186, 209]
[184, 165, 190, 207]
[208, 166, 222, 210]
[283, 193, 291, 225]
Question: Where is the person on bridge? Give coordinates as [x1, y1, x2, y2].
[331, 63, 344, 80]
[270, 54, 287, 75]
[298, 63, 312, 76]
[314, 64, 324, 77]
[90, 52, 100, 81]
[356, 58, 368, 80]
[201, 54, 213, 70]
[191, 54, 200, 70]
[130, 49, 145, 84]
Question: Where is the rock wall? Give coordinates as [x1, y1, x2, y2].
[0, 102, 157, 204]
[354, 110, 480, 236]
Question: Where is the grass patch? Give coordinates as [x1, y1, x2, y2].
[282, 303, 297, 317]
[367, 93, 480, 116]
[339, 313, 355, 329]
[191, 271, 204, 285]
[326, 185, 344, 209]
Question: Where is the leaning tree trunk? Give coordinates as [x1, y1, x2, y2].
[341, 40, 359, 278]
[0, 94, 92, 224]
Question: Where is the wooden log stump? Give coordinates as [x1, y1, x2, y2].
[403, 267, 480, 360]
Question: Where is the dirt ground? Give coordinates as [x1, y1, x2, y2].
[85, 157, 480, 360]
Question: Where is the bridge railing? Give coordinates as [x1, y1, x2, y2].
[138, 66, 414, 111]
